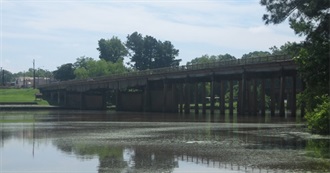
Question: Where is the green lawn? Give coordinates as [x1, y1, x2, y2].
[0, 88, 48, 105]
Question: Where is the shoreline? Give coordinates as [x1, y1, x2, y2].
[0, 104, 61, 110]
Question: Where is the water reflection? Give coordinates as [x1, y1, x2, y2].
[0, 110, 329, 173]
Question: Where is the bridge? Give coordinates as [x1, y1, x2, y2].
[38, 55, 302, 116]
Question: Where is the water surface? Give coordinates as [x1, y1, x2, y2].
[1, 110, 329, 173]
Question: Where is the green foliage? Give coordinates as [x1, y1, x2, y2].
[241, 51, 271, 59]
[306, 139, 330, 159]
[97, 37, 128, 63]
[74, 58, 127, 79]
[53, 63, 76, 81]
[305, 95, 330, 135]
[0, 69, 14, 84]
[187, 54, 236, 66]
[261, 0, 330, 135]
[126, 32, 180, 70]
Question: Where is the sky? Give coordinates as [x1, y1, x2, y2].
[1, 0, 305, 73]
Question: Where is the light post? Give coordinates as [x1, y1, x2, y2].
[33, 59, 36, 89]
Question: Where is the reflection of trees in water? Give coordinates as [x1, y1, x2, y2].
[131, 147, 176, 172]
[53, 139, 126, 173]
[53, 139, 176, 173]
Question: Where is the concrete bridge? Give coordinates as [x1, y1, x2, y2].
[38, 55, 302, 116]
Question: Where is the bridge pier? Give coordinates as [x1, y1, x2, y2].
[194, 83, 199, 114]
[202, 82, 206, 114]
[229, 80, 234, 116]
[220, 80, 225, 115]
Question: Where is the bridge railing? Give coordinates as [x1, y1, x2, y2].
[39, 55, 291, 87]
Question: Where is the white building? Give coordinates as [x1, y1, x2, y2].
[16, 77, 51, 88]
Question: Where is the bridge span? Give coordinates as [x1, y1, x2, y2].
[38, 55, 302, 116]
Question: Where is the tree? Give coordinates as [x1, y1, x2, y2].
[53, 63, 76, 81]
[0, 69, 13, 85]
[74, 56, 94, 69]
[241, 51, 271, 59]
[74, 58, 127, 79]
[187, 54, 236, 66]
[261, 0, 329, 134]
[126, 32, 180, 70]
[97, 37, 128, 63]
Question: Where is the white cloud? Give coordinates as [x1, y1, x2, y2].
[2, 0, 304, 73]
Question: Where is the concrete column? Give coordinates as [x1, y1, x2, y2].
[79, 92, 84, 109]
[115, 89, 121, 111]
[279, 75, 286, 116]
[246, 80, 251, 115]
[194, 83, 199, 114]
[291, 75, 297, 117]
[229, 80, 234, 115]
[260, 79, 266, 116]
[220, 80, 225, 115]
[102, 91, 107, 109]
[172, 84, 178, 113]
[240, 73, 246, 115]
[252, 79, 258, 115]
[210, 79, 215, 115]
[179, 84, 183, 113]
[300, 80, 306, 117]
[237, 80, 242, 114]
[57, 91, 61, 105]
[163, 81, 167, 112]
[270, 78, 275, 116]
[202, 82, 206, 114]
[184, 82, 190, 114]
[143, 82, 150, 112]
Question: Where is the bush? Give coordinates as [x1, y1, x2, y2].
[305, 95, 330, 135]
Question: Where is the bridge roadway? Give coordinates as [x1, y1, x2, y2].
[38, 55, 301, 116]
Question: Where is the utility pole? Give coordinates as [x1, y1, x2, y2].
[0, 67, 3, 86]
[33, 59, 36, 89]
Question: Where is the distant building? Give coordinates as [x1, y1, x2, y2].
[16, 77, 52, 88]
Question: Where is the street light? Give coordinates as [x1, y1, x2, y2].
[33, 59, 36, 89]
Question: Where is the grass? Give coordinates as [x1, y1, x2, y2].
[0, 88, 49, 105]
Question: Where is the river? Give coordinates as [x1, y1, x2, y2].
[1, 110, 329, 173]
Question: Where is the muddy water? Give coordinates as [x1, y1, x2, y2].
[0, 110, 329, 173]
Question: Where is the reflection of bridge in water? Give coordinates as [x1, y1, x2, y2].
[39, 55, 303, 116]
[175, 154, 275, 173]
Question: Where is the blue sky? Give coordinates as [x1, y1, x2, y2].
[1, 0, 304, 73]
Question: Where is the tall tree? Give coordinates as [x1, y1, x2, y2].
[53, 63, 76, 81]
[0, 69, 13, 85]
[126, 32, 180, 70]
[74, 58, 127, 79]
[97, 37, 128, 63]
[241, 51, 271, 59]
[187, 54, 236, 66]
[261, 0, 329, 134]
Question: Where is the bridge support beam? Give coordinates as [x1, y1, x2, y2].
[179, 84, 184, 113]
[229, 80, 234, 116]
[210, 79, 215, 115]
[279, 75, 286, 116]
[194, 83, 199, 114]
[252, 79, 258, 115]
[270, 78, 275, 116]
[143, 83, 150, 112]
[202, 82, 206, 114]
[184, 83, 191, 114]
[260, 79, 266, 116]
[220, 80, 225, 115]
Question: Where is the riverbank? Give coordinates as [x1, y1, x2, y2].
[0, 104, 60, 110]
[0, 88, 49, 105]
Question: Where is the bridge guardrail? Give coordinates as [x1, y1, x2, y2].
[39, 55, 291, 88]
